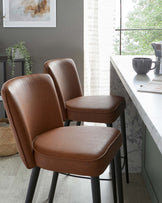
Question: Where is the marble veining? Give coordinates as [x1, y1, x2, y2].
[110, 65, 145, 173]
[110, 55, 162, 155]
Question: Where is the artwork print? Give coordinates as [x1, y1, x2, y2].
[3, 0, 56, 27]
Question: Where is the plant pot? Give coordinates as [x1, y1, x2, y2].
[12, 48, 24, 59]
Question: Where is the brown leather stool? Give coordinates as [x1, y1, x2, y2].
[1, 74, 123, 203]
[43, 58, 129, 184]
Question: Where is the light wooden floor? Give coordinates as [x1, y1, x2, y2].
[0, 154, 151, 203]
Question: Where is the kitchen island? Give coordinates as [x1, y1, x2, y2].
[110, 55, 162, 203]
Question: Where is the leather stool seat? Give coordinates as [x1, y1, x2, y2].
[34, 126, 121, 177]
[66, 96, 125, 123]
[1, 74, 124, 203]
[43, 58, 129, 186]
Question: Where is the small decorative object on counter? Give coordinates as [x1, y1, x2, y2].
[151, 41, 162, 74]
[132, 57, 156, 74]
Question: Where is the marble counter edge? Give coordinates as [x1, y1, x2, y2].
[110, 56, 162, 155]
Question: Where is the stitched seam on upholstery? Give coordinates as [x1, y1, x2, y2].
[66, 106, 125, 114]
[67, 110, 118, 115]
[66, 101, 125, 113]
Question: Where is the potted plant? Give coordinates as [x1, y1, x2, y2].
[6, 41, 32, 76]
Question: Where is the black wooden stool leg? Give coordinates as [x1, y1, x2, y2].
[64, 120, 71, 126]
[107, 123, 117, 203]
[107, 123, 112, 127]
[25, 167, 40, 203]
[114, 150, 124, 203]
[76, 121, 81, 126]
[120, 111, 129, 183]
[48, 172, 59, 203]
[111, 160, 117, 203]
[91, 177, 101, 203]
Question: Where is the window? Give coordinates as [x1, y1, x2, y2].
[114, 0, 162, 55]
[84, 1, 115, 95]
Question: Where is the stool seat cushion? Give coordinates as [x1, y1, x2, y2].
[33, 126, 121, 177]
[66, 96, 125, 123]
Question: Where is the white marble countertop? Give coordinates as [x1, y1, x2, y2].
[110, 55, 162, 154]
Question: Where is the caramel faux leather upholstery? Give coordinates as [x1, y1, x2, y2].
[1, 74, 63, 168]
[43, 58, 129, 185]
[1, 74, 121, 176]
[43, 58, 126, 123]
[44, 59, 83, 120]
[34, 126, 121, 176]
[66, 96, 125, 123]
[1, 73, 123, 203]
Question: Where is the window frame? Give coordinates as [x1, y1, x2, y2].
[116, 0, 162, 55]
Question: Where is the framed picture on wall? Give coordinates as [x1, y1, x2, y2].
[3, 0, 56, 27]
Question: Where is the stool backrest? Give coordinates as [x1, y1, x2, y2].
[1, 74, 63, 168]
[44, 58, 83, 120]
